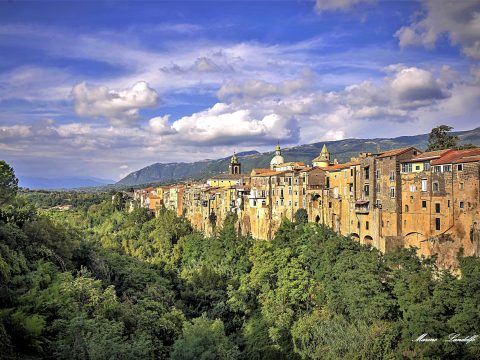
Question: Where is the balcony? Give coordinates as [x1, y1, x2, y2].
[355, 200, 369, 214]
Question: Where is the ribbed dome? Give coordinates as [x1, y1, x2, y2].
[270, 155, 284, 167]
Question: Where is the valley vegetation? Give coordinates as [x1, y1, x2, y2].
[1, 160, 479, 359]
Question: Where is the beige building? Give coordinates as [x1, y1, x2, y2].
[136, 144, 480, 269]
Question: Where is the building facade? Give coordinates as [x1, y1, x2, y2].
[135, 145, 480, 269]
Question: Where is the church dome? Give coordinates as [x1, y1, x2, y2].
[270, 154, 284, 168]
[270, 144, 284, 169]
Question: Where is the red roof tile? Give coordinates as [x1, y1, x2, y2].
[376, 146, 419, 159]
[431, 148, 480, 165]
[401, 149, 453, 163]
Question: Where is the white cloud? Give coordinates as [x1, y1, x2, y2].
[395, 0, 480, 59]
[148, 115, 177, 135]
[170, 103, 300, 145]
[72, 81, 159, 125]
[315, 0, 375, 13]
[389, 67, 448, 101]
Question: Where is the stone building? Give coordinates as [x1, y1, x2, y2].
[141, 143, 480, 269]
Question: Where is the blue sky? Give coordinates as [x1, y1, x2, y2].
[1, 0, 479, 181]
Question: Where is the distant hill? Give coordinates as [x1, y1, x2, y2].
[117, 127, 480, 186]
[19, 176, 114, 190]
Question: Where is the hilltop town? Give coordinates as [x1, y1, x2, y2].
[122, 143, 480, 269]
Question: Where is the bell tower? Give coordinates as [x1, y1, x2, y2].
[229, 152, 241, 174]
[312, 144, 331, 168]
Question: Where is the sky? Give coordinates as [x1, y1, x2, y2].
[1, 0, 479, 181]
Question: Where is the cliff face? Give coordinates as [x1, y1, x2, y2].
[117, 127, 480, 186]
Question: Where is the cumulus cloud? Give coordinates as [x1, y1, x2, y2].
[389, 67, 448, 101]
[148, 115, 177, 135]
[72, 81, 159, 125]
[315, 0, 375, 13]
[170, 103, 300, 145]
[395, 0, 480, 59]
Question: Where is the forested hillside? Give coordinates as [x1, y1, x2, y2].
[1, 160, 480, 359]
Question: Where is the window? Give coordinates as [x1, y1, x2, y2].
[432, 182, 439, 192]
[344, 170, 348, 178]
[435, 203, 440, 213]
[460, 201, 464, 209]
[288, 187, 292, 195]
[456, 163, 463, 171]
[433, 166, 441, 173]
[357, 221, 360, 229]
[280, 199, 284, 206]
[390, 187, 395, 198]
[376, 183, 381, 193]
[424, 162, 431, 171]
[333, 187, 339, 198]
[459, 182, 464, 190]
[329, 202, 332, 208]
[302, 188, 306, 195]
[364, 166, 370, 180]
[447, 200, 450, 208]
[415, 165, 421, 171]
[288, 200, 292, 206]
[402, 163, 412, 173]
[405, 205, 409, 212]
[435, 218, 441, 231]
[409, 185, 416, 192]
[421, 179, 427, 192]
[350, 168, 354, 176]
[294, 201, 298, 207]
[364, 185, 370, 196]
[280, 189, 284, 198]
[390, 171, 395, 181]
[422, 200, 427, 208]
[375, 169, 380, 179]
[443, 165, 452, 172]
[366, 221, 369, 230]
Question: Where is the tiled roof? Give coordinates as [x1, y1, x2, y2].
[376, 147, 418, 158]
[401, 149, 453, 163]
[321, 161, 359, 171]
[279, 161, 305, 166]
[251, 168, 272, 174]
[431, 148, 480, 165]
[256, 170, 287, 177]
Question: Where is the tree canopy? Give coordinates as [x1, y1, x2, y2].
[1, 160, 479, 359]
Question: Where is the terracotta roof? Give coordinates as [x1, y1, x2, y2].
[401, 149, 453, 163]
[321, 161, 359, 171]
[255, 170, 287, 177]
[279, 161, 305, 167]
[431, 148, 480, 165]
[376, 147, 418, 159]
[251, 168, 271, 174]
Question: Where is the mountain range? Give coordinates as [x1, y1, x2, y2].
[117, 127, 480, 187]
[19, 176, 114, 190]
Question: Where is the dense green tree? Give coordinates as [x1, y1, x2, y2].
[294, 209, 308, 224]
[426, 125, 459, 151]
[0, 161, 18, 207]
[171, 315, 239, 360]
